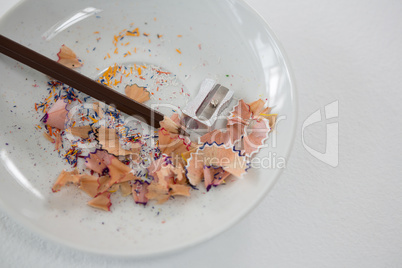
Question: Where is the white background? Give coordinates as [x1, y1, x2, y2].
[1, 0, 402, 267]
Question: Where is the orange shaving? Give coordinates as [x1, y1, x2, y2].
[120, 181, 132, 197]
[181, 148, 197, 164]
[155, 70, 171, 75]
[96, 126, 132, 156]
[54, 131, 62, 150]
[248, 99, 266, 117]
[201, 144, 247, 177]
[126, 28, 140, 36]
[52, 170, 80, 192]
[146, 181, 170, 204]
[43, 132, 55, 143]
[57, 45, 82, 69]
[159, 115, 180, 134]
[70, 125, 91, 139]
[132, 181, 149, 204]
[260, 113, 277, 130]
[97, 175, 112, 194]
[185, 151, 205, 185]
[108, 184, 120, 193]
[124, 84, 150, 103]
[170, 184, 191, 196]
[243, 119, 270, 157]
[88, 192, 112, 211]
[107, 158, 132, 186]
[158, 128, 192, 156]
[79, 174, 100, 197]
[45, 99, 68, 130]
[227, 99, 252, 125]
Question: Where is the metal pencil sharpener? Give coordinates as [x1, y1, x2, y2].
[182, 79, 234, 133]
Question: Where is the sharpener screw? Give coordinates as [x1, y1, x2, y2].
[210, 99, 219, 108]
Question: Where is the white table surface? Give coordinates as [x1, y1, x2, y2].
[1, 0, 402, 267]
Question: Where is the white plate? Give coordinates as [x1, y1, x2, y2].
[0, 0, 296, 257]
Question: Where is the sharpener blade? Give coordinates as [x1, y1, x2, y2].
[182, 79, 234, 135]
